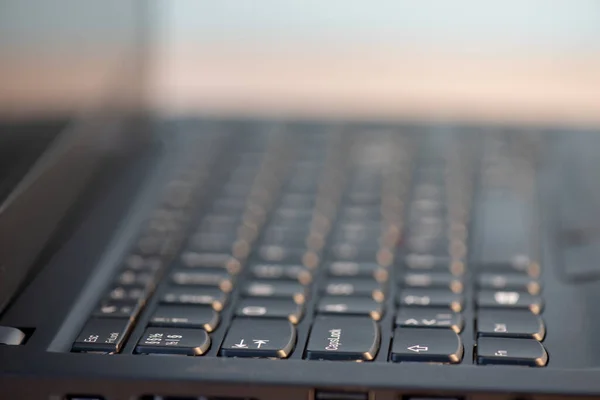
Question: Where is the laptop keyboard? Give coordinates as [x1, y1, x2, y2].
[71, 121, 547, 366]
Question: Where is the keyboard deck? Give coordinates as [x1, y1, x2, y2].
[70, 121, 547, 366]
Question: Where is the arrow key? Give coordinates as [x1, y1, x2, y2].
[391, 328, 463, 363]
[220, 318, 296, 358]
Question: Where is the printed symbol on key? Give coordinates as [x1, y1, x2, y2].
[494, 291, 520, 305]
[327, 283, 354, 295]
[435, 313, 453, 325]
[253, 339, 269, 348]
[83, 335, 99, 343]
[233, 339, 248, 348]
[407, 345, 429, 353]
[404, 295, 431, 305]
[249, 284, 274, 296]
[241, 306, 267, 316]
[324, 304, 348, 312]
[106, 332, 119, 344]
[494, 350, 508, 357]
[406, 274, 433, 286]
[494, 323, 508, 333]
[101, 305, 118, 314]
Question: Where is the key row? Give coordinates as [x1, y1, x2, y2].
[160, 262, 545, 315]
[131, 315, 547, 366]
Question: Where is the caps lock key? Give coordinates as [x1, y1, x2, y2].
[305, 316, 380, 361]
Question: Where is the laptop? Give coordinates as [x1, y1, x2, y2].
[2, 1, 600, 399]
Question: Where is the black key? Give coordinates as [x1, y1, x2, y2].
[477, 290, 543, 314]
[222, 182, 253, 197]
[242, 281, 307, 304]
[93, 300, 142, 319]
[407, 216, 445, 232]
[404, 254, 464, 275]
[115, 269, 155, 288]
[180, 252, 241, 274]
[328, 245, 380, 263]
[332, 226, 381, 244]
[211, 198, 247, 213]
[220, 319, 296, 358]
[170, 270, 232, 291]
[162, 180, 194, 208]
[236, 298, 305, 324]
[330, 238, 382, 252]
[198, 214, 241, 232]
[477, 337, 548, 366]
[478, 273, 541, 295]
[150, 305, 220, 332]
[107, 285, 147, 302]
[344, 191, 381, 205]
[408, 198, 446, 216]
[391, 328, 463, 363]
[161, 286, 228, 311]
[337, 207, 381, 222]
[412, 182, 444, 199]
[273, 208, 314, 221]
[477, 309, 545, 340]
[279, 193, 315, 209]
[72, 318, 131, 353]
[305, 316, 380, 361]
[135, 327, 211, 356]
[146, 209, 186, 232]
[335, 222, 381, 235]
[249, 263, 312, 284]
[396, 308, 464, 333]
[260, 232, 309, 249]
[256, 246, 310, 265]
[286, 177, 320, 192]
[405, 237, 448, 256]
[259, 236, 311, 249]
[327, 261, 388, 281]
[270, 211, 315, 228]
[135, 235, 167, 256]
[187, 233, 235, 253]
[397, 289, 464, 312]
[124, 255, 163, 272]
[322, 278, 386, 302]
[317, 296, 385, 321]
[408, 198, 446, 214]
[401, 272, 463, 293]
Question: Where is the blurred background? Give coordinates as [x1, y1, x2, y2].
[1, 0, 600, 123]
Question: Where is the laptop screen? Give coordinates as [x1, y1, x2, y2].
[0, 0, 146, 119]
[150, 0, 600, 123]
